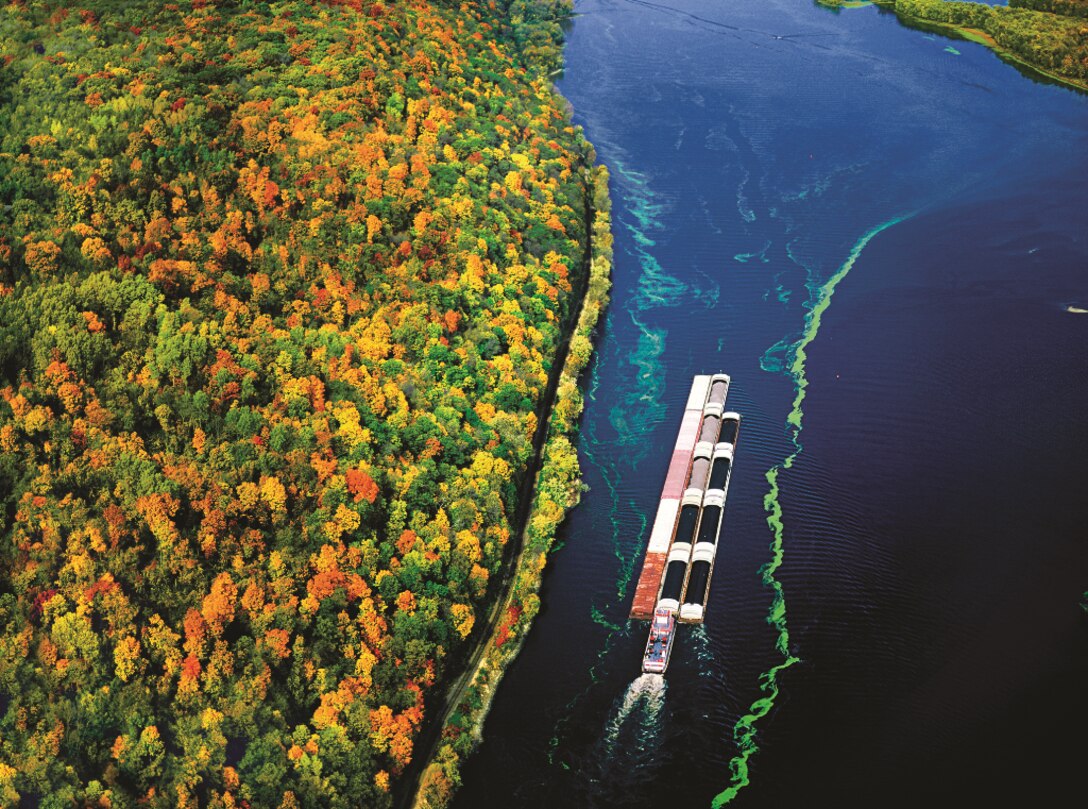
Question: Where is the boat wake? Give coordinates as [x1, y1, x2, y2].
[603, 672, 667, 754]
[573, 674, 668, 805]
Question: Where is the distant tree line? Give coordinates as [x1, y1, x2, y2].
[1009, 0, 1088, 20]
[885, 0, 1088, 85]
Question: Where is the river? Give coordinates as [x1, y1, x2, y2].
[451, 1, 1088, 806]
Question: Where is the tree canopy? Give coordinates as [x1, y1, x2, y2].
[0, 1, 594, 806]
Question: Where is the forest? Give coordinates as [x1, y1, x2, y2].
[869, 0, 1088, 86]
[0, 0, 601, 806]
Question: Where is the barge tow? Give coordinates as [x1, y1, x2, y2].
[630, 373, 741, 674]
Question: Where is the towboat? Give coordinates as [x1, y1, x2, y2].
[642, 607, 677, 674]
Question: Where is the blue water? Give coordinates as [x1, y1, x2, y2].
[452, 1, 1088, 806]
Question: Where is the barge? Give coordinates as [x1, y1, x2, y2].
[680, 413, 740, 623]
[629, 375, 714, 620]
[633, 374, 741, 674]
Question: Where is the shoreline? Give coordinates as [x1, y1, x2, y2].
[845, 0, 1088, 94]
[400, 162, 614, 809]
[388, 3, 612, 805]
[885, 10, 1088, 93]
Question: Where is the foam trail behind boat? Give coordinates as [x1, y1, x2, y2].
[602, 673, 667, 756]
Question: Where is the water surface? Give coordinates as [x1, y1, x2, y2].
[454, 1, 1088, 806]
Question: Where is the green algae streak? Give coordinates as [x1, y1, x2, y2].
[712, 215, 910, 807]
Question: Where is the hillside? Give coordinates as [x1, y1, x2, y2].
[0, 1, 598, 806]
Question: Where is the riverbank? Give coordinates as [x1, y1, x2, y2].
[0, 1, 612, 805]
[816, 0, 1088, 93]
[407, 163, 613, 809]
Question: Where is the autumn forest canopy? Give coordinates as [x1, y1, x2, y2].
[0, 0, 596, 806]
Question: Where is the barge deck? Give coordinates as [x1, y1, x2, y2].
[629, 375, 713, 619]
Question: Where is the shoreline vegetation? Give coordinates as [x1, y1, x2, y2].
[410, 163, 611, 809]
[817, 0, 1088, 92]
[0, 1, 609, 807]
